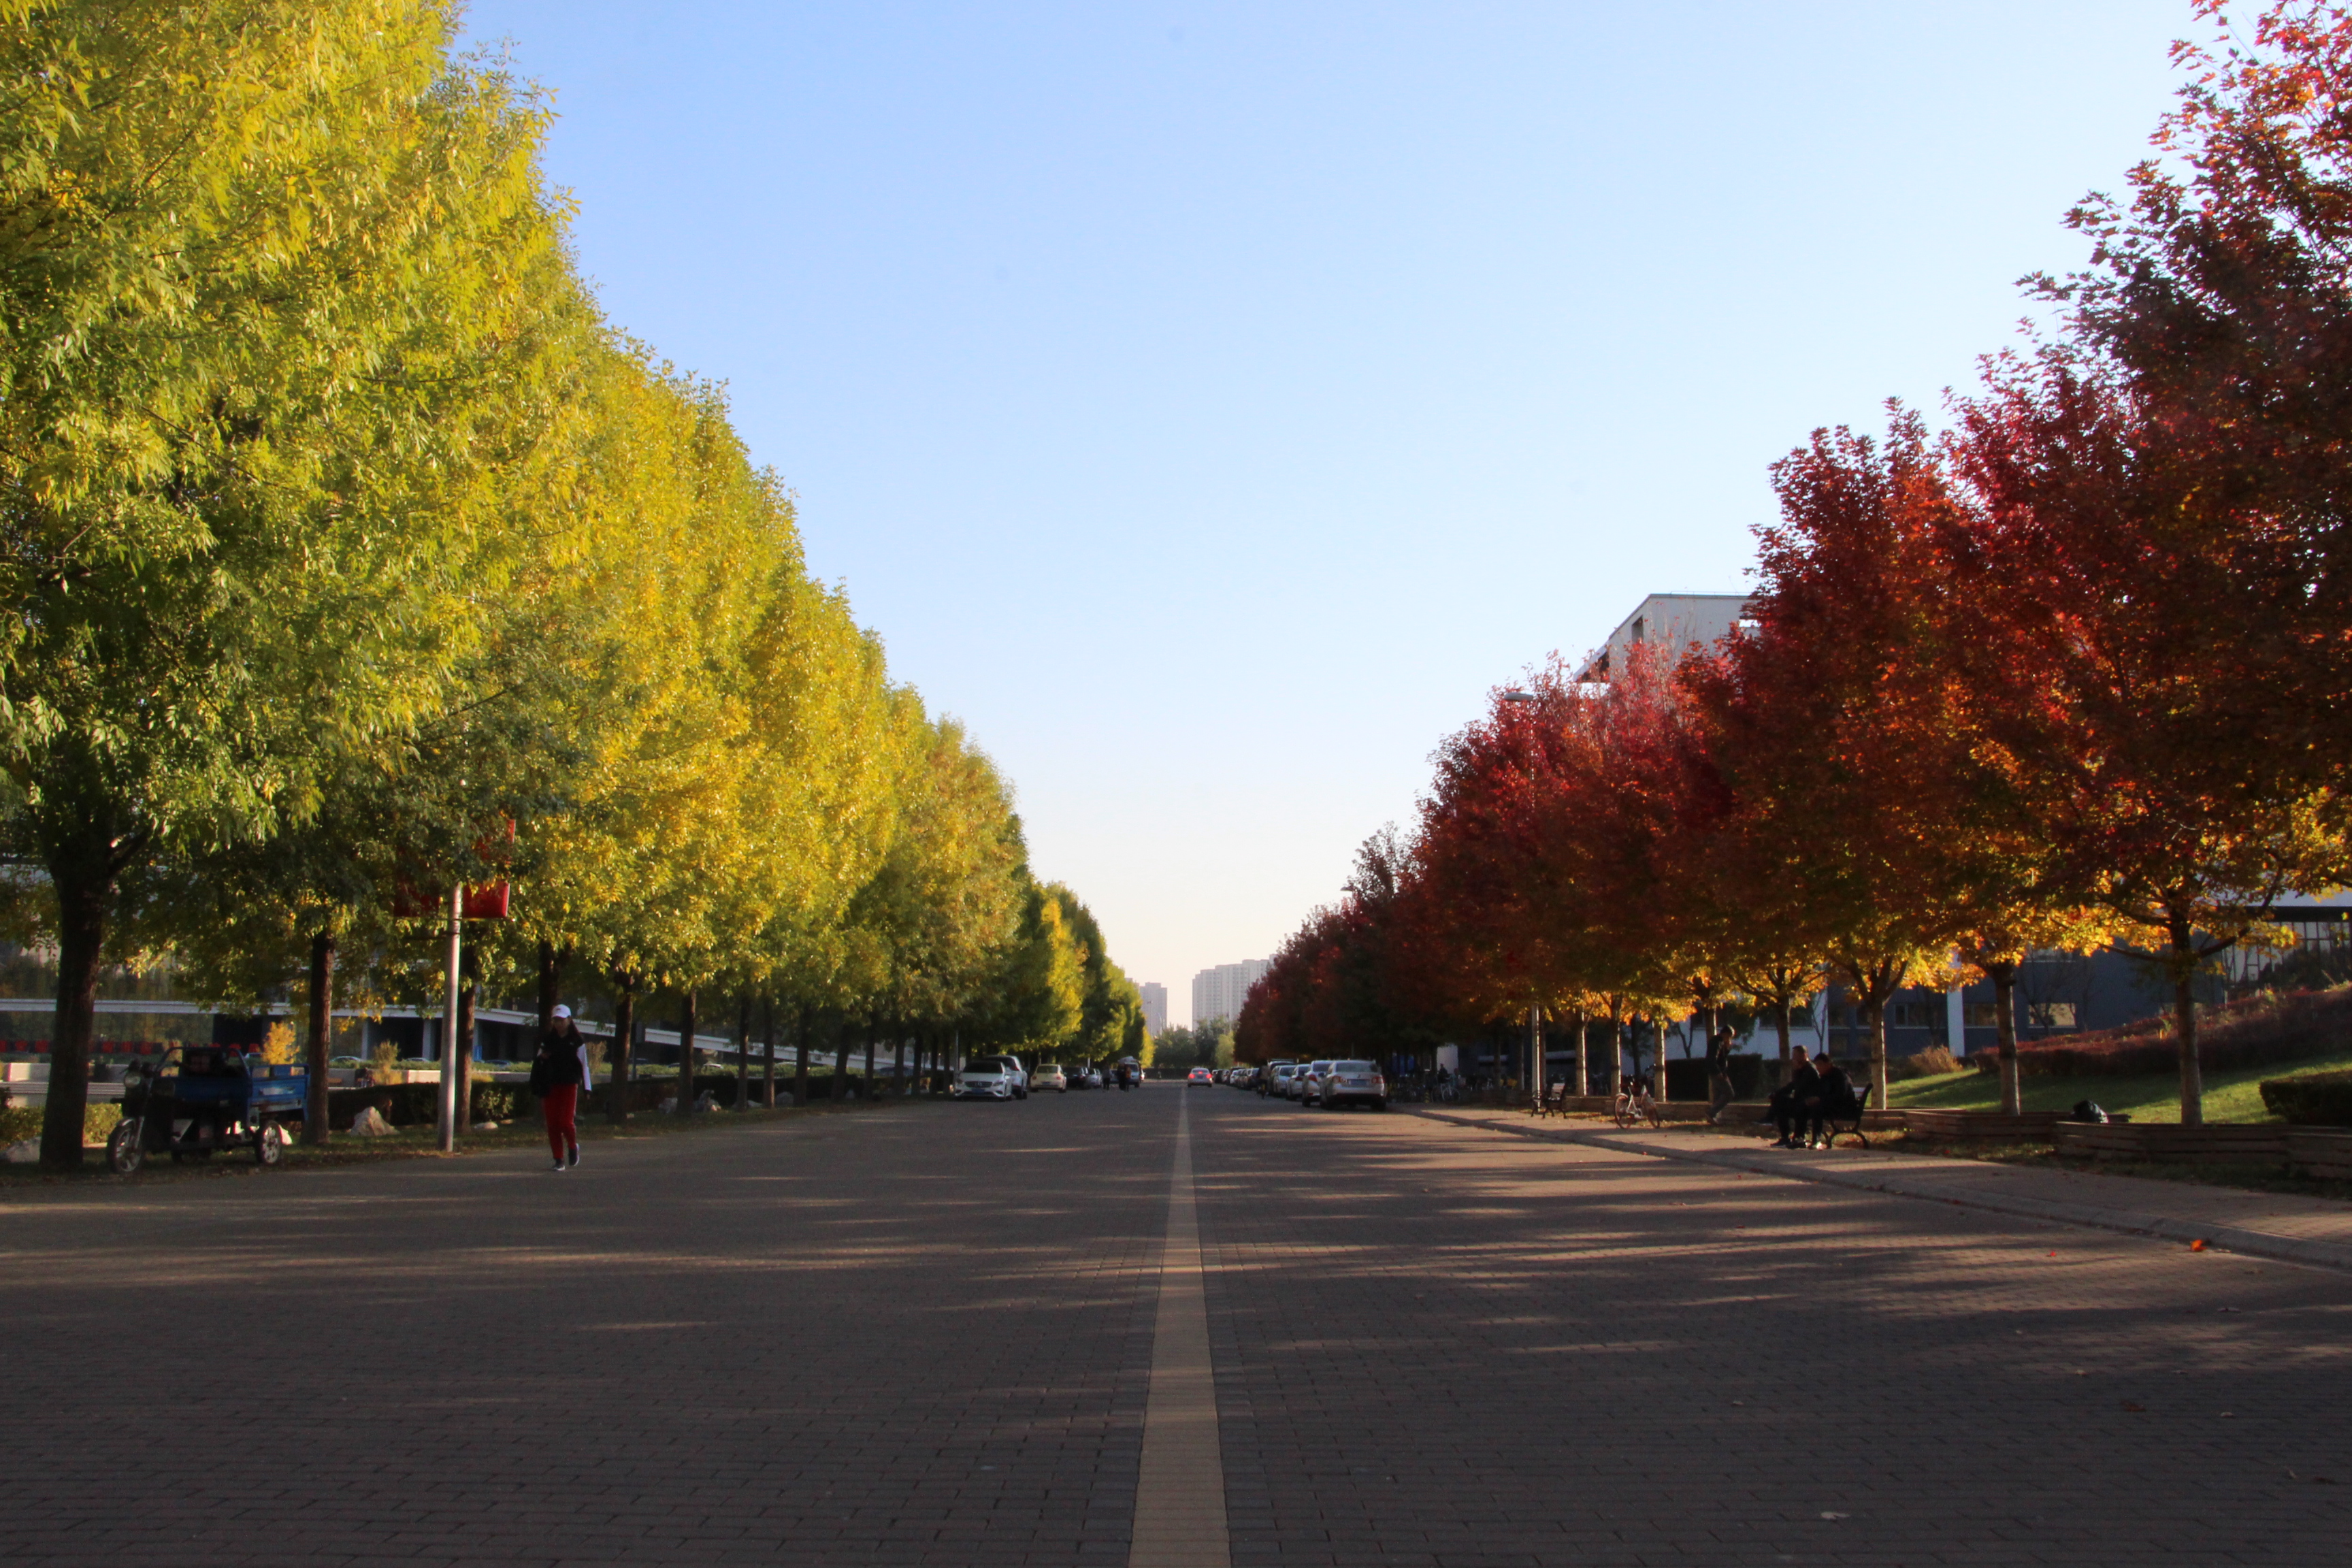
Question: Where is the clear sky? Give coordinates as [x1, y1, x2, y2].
[462, 1, 2191, 1024]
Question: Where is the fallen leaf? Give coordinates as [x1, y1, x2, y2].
[2190, 1239, 2208, 1252]
[1820, 1512, 1849, 1520]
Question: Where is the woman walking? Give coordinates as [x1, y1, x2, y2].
[532, 1005, 593, 1171]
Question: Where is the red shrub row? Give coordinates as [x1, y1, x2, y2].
[2010, 987, 2352, 1078]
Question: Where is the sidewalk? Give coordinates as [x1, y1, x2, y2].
[1412, 1104, 2352, 1273]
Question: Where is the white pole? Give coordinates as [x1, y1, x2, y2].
[1946, 977, 1967, 1061]
[436, 883, 463, 1153]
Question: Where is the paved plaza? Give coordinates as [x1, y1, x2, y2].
[3, 1086, 2348, 1566]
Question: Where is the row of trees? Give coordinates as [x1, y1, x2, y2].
[0, 1, 1143, 1166]
[1238, 1, 2352, 1126]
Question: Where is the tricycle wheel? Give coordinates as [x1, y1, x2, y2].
[256, 1124, 285, 1166]
[108, 1119, 145, 1175]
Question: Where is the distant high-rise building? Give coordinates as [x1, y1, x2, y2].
[1139, 982, 1167, 1037]
[1191, 960, 1270, 1029]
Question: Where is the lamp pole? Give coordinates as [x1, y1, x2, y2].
[436, 883, 463, 1153]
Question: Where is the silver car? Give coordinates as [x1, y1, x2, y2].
[1294, 1060, 1334, 1103]
[1318, 1059, 1388, 1111]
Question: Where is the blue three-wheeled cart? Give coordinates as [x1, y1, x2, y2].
[107, 1046, 306, 1174]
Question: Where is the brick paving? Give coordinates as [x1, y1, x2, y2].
[1420, 1104, 2352, 1269]
[3, 1086, 2348, 1566]
[1197, 1095, 2352, 1566]
[0, 1098, 1173, 1567]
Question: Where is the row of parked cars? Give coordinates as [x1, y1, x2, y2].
[1207, 1058, 1388, 1111]
[952, 1056, 1141, 1100]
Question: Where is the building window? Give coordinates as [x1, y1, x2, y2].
[2026, 1001, 2077, 1030]
[1963, 1002, 2000, 1029]
[1888, 1000, 1936, 1028]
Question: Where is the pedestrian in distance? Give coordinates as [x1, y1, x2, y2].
[1705, 1025, 1738, 1124]
[531, 1005, 593, 1171]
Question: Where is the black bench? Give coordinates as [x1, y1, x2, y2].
[1761, 1088, 1871, 1148]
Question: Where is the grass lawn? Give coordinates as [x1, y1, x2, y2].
[1884, 1049, 2352, 1124]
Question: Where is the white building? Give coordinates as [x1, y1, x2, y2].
[1575, 591, 1752, 683]
[1139, 982, 1167, 1038]
[1191, 960, 1269, 1029]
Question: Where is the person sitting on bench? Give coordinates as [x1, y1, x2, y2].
[1771, 1048, 1820, 1149]
[1811, 1054, 1859, 1149]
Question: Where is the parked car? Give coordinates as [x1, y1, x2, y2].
[1318, 1059, 1388, 1111]
[1294, 1060, 1335, 1104]
[1258, 1060, 1293, 1096]
[1033, 1063, 1068, 1092]
[954, 1056, 1026, 1101]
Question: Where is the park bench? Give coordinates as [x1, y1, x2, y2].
[1820, 1092, 1871, 1149]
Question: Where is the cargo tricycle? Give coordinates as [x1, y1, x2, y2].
[107, 1045, 306, 1173]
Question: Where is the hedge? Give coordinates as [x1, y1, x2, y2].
[2012, 985, 2352, 1077]
[2259, 1071, 2352, 1126]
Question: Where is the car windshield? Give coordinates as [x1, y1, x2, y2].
[962, 1064, 1004, 1077]
[1335, 1062, 1376, 1073]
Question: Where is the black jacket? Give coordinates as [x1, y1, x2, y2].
[530, 1027, 587, 1093]
[1786, 1061, 1823, 1107]
[1814, 1062, 1857, 1111]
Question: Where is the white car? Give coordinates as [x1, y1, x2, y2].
[1033, 1064, 1068, 1092]
[954, 1058, 1027, 1100]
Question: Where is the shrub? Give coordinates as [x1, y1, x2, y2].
[1, 1102, 120, 1147]
[2013, 985, 2352, 1077]
[2259, 1071, 2352, 1126]
[1889, 1045, 1960, 1081]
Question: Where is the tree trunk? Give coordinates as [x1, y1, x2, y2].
[455, 949, 478, 1128]
[1773, 996, 1792, 1088]
[1988, 960, 2022, 1117]
[794, 1004, 812, 1106]
[2170, 911, 2205, 1126]
[304, 930, 336, 1147]
[837, 1025, 855, 1101]
[674, 990, 698, 1114]
[40, 868, 108, 1169]
[1569, 1008, 1587, 1099]
[1605, 1004, 1624, 1097]
[762, 998, 778, 1109]
[606, 977, 636, 1124]
[536, 941, 561, 1037]
[1863, 996, 1889, 1110]
[736, 994, 753, 1112]
[863, 1023, 877, 1097]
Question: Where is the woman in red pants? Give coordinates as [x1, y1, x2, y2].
[530, 1006, 592, 1171]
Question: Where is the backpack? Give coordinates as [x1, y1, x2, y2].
[2070, 1099, 2108, 1124]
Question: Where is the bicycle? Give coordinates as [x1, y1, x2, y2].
[1612, 1083, 1664, 1129]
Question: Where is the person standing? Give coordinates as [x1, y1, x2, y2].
[531, 1005, 593, 1171]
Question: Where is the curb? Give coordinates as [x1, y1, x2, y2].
[1408, 1107, 2352, 1275]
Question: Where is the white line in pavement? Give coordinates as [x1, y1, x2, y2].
[1129, 1091, 1230, 1568]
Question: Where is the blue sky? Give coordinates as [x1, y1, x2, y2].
[462, 1, 2191, 1023]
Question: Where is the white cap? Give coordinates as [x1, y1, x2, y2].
[552, 1005, 572, 1020]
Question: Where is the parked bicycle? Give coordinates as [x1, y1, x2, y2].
[1612, 1077, 1663, 1129]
